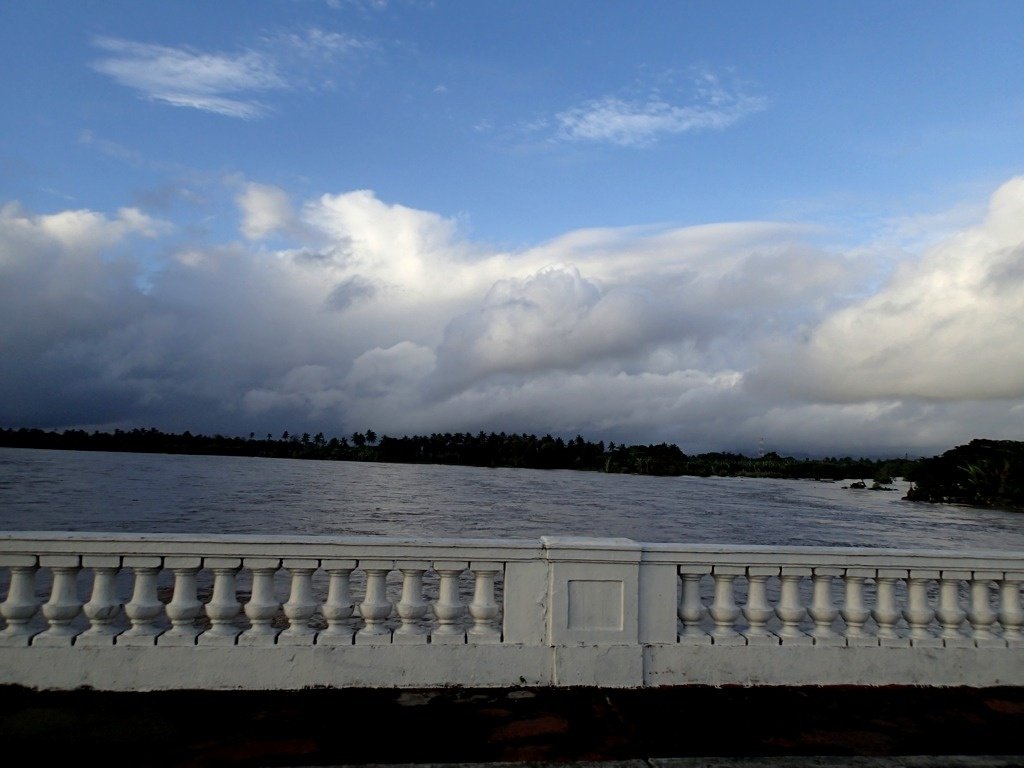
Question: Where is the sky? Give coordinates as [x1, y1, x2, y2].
[1, 1, 1023, 458]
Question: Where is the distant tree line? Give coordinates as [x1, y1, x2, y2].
[0, 425, 918, 482]
[4, 426, 1019, 510]
[903, 439, 1024, 511]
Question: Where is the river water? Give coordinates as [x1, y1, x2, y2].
[1, 447, 1023, 551]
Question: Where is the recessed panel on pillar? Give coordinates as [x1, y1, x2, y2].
[567, 579, 623, 631]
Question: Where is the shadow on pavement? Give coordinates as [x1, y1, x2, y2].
[2, 685, 1023, 767]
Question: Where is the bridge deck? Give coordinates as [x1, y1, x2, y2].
[2, 684, 1022, 766]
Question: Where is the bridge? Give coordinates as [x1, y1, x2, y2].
[1, 532, 1022, 691]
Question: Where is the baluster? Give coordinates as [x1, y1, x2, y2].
[117, 557, 165, 645]
[678, 569, 710, 644]
[841, 568, 874, 646]
[872, 570, 906, 646]
[279, 559, 319, 645]
[904, 570, 941, 647]
[936, 570, 971, 647]
[76, 556, 122, 646]
[33, 556, 83, 646]
[468, 562, 502, 644]
[318, 560, 356, 645]
[393, 561, 429, 644]
[355, 560, 394, 644]
[742, 567, 777, 645]
[999, 572, 1024, 646]
[198, 558, 242, 645]
[709, 567, 743, 645]
[967, 570, 1001, 647]
[237, 558, 281, 646]
[431, 561, 467, 644]
[809, 568, 842, 645]
[776, 568, 811, 645]
[0, 558, 39, 646]
[160, 557, 204, 646]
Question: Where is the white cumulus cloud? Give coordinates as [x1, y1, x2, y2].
[4, 178, 1024, 457]
[768, 177, 1024, 402]
[238, 182, 297, 240]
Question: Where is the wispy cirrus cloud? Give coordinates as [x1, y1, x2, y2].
[90, 28, 372, 118]
[554, 70, 767, 147]
[91, 37, 286, 118]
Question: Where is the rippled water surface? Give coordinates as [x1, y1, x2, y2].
[2, 447, 1023, 550]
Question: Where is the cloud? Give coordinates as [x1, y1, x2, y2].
[238, 182, 297, 239]
[759, 177, 1024, 402]
[344, 342, 436, 398]
[554, 70, 767, 147]
[270, 27, 371, 61]
[3, 179, 1024, 457]
[326, 275, 377, 311]
[91, 37, 286, 118]
[431, 264, 670, 392]
[0, 202, 169, 253]
[242, 365, 347, 416]
[91, 28, 373, 118]
[0, 204, 170, 423]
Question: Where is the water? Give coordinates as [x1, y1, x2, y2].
[2, 447, 1024, 551]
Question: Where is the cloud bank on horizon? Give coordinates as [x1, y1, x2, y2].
[2, 176, 1023, 457]
[2, 2, 1022, 457]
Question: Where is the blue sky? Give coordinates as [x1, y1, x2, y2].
[2, 1, 1023, 456]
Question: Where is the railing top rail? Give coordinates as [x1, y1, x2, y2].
[0, 531, 544, 562]
[1, 532, 1022, 572]
[640, 541, 1024, 571]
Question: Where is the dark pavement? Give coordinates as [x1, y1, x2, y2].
[1, 685, 1023, 767]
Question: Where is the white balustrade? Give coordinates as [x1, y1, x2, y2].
[33, 556, 82, 646]
[2, 533, 1023, 691]
[318, 560, 356, 645]
[902, 569, 938, 647]
[809, 568, 841, 645]
[840, 569, 873, 645]
[468, 562, 502, 643]
[160, 558, 203, 646]
[355, 561, 393, 643]
[1000, 573, 1024, 645]
[677, 569, 710, 644]
[431, 562, 468, 643]
[394, 562, 429, 644]
[872, 570, 906, 646]
[968, 571, 1001, 646]
[238, 558, 281, 646]
[76, 556, 121, 646]
[937, 570, 971, 646]
[742, 567, 776, 645]
[776, 569, 810, 644]
[279, 559, 318, 645]
[199, 558, 242, 645]
[709, 567, 743, 644]
[0, 559, 38, 646]
[118, 557, 164, 646]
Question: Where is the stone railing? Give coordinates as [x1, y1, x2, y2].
[1, 532, 1022, 691]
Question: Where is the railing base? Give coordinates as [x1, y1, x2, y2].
[2, 644, 1022, 692]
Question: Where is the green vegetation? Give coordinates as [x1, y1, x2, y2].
[0, 425, 915, 481]
[904, 439, 1024, 511]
